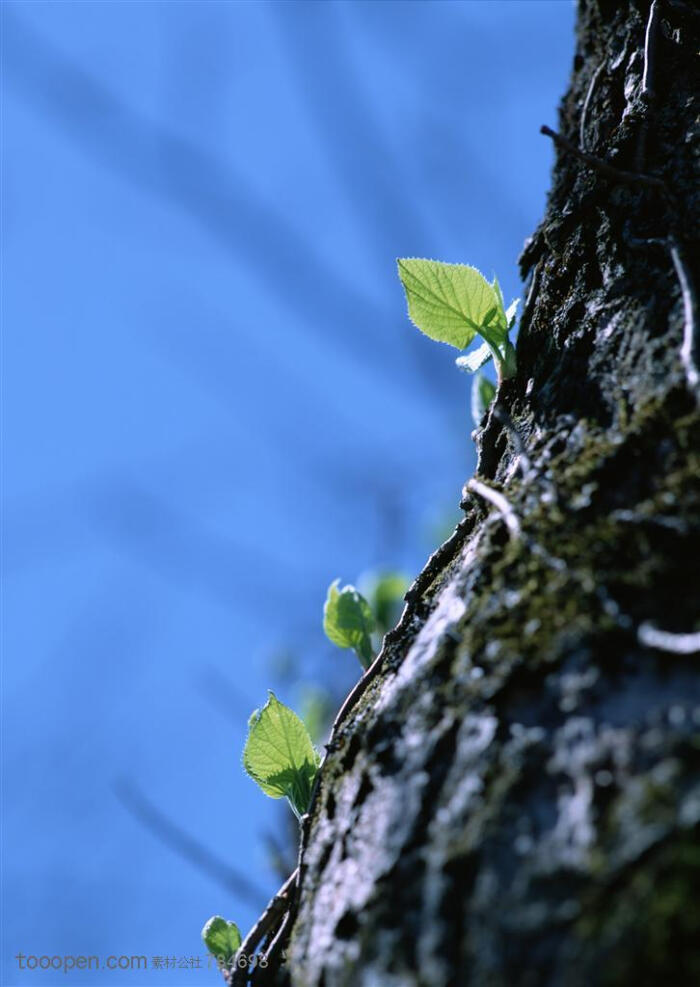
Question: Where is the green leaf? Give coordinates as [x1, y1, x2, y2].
[243, 692, 320, 818]
[471, 372, 497, 426]
[201, 916, 241, 964]
[397, 258, 507, 350]
[323, 579, 376, 669]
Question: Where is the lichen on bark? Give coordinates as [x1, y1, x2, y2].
[272, 2, 700, 984]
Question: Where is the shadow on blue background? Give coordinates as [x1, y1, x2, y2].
[1, 2, 574, 983]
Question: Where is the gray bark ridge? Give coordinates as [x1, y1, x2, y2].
[284, 2, 700, 984]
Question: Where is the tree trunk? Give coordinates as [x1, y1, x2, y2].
[280, 2, 700, 984]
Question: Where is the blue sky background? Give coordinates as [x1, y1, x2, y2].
[2, 2, 574, 983]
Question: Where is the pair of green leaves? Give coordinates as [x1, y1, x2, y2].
[243, 692, 321, 820]
[397, 258, 519, 383]
[229, 577, 408, 960]
[243, 574, 408, 821]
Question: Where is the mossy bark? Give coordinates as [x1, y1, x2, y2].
[280, 2, 700, 984]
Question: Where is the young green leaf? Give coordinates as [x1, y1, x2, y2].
[201, 916, 241, 966]
[471, 372, 497, 426]
[323, 579, 376, 669]
[243, 692, 320, 819]
[397, 258, 507, 350]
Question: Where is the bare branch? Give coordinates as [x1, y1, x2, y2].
[252, 909, 294, 984]
[636, 0, 660, 169]
[642, 0, 660, 98]
[669, 237, 700, 396]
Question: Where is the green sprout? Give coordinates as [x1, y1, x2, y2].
[205, 575, 408, 957]
[201, 916, 241, 972]
[323, 579, 376, 670]
[397, 258, 519, 387]
[243, 692, 321, 820]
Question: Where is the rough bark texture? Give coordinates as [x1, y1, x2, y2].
[281, 2, 700, 984]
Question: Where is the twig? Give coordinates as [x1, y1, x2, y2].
[623, 227, 699, 396]
[466, 478, 522, 541]
[231, 869, 298, 986]
[580, 61, 604, 152]
[251, 787, 317, 982]
[252, 910, 292, 984]
[540, 125, 666, 189]
[642, 0, 659, 99]
[636, 0, 660, 170]
[669, 236, 700, 395]
[638, 622, 700, 654]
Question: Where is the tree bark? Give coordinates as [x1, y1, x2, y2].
[278, 2, 700, 984]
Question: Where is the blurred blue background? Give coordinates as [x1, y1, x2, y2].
[2, 1, 574, 983]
